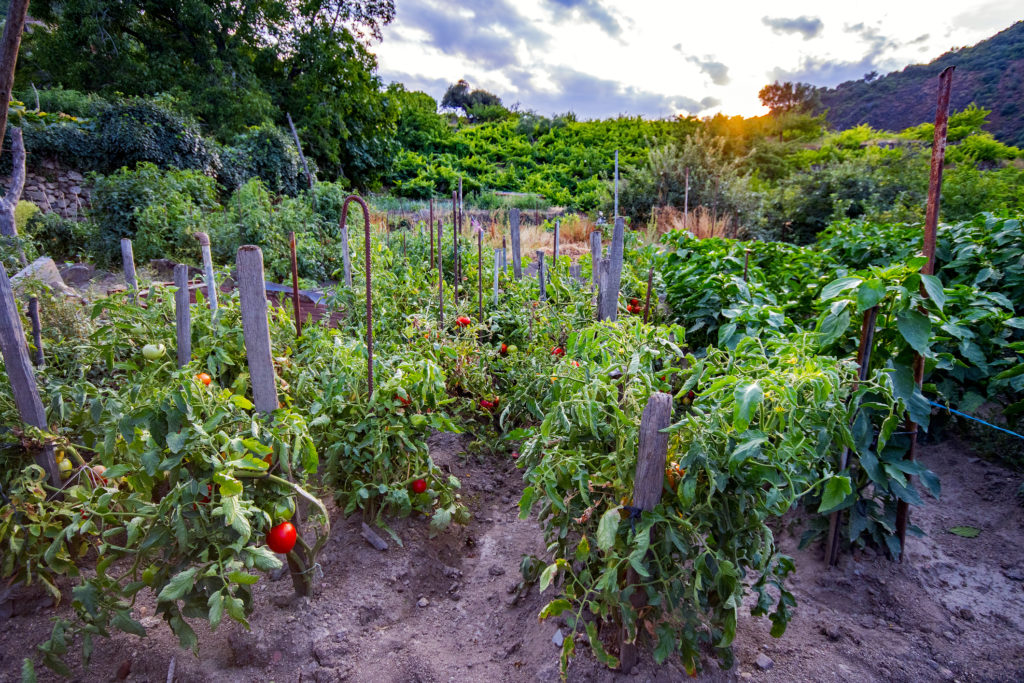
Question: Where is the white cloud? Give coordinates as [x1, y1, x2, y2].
[376, 0, 1019, 119]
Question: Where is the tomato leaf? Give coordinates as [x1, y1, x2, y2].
[855, 279, 886, 312]
[820, 276, 861, 301]
[733, 382, 763, 432]
[539, 598, 572, 619]
[539, 562, 559, 593]
[896, 310, 931, 354]
[208, 591, 224, 630]
[817, 475, 853, 513]
[157, 567, 198, 602]
[596, 506, 621, 552]
[948, 526, 981, 538]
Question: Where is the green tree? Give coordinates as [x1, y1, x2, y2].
[20, 0, 397, 187]
[441, 79, 505, 121]
[758, 81, 819, 114]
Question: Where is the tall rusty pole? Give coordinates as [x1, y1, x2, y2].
[896, 65, 954, 559]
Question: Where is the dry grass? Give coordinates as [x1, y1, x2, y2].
[650, 205, 745, 240]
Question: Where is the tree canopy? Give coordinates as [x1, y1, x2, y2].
[758, 81, 819, 114]
[19, 0, 399, 186]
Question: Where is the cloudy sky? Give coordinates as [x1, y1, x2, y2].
[375, 0, 1023, 119]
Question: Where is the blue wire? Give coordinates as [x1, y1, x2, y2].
[929, 400, 1024, 441]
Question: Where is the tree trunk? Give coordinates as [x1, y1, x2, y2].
[0, 127, 27, 265]
[0, 0, 30, 145]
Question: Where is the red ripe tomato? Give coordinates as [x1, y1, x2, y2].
[500, 343, 508, 356]
[395, 393, 411, 406]
[571, 360, 580, 368]
[511, 451, 519, 459]
[551, 347, 565, 357]
[196, 372, 212, 386]
[267, 521, 298, 554]
[480, 399, 493, 410]
[630, 298, 639, 306]
[456, 316, 472, 327]
[411, 478, 428, 494]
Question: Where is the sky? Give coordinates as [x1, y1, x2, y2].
[374, 0, 1024, 120]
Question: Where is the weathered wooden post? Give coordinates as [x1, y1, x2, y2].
[0, 264, 60, 483]
[683, 167, 690, 233]
[536, 250, 546, 301]
[493, 250, 500, 307]
[437, 219, 444, 326]
[553, 220, 560, 265]
[597, 258, 610, 320]
[194, 232, 218, 316]
[619, 391, 673, 672]
[173, 264, 191, 368]
[743, 249, 751, 282]
[289, 232, 302, 338]
[569, 263, 582, 283]
[501, 236, 507, 272]
[614, 150, 619, 218]
[642, 266, 654, 324]
[452, 190, 459, 303]
[897, 65, 955, 559]
[27, 297, 42, 366]
[599, 217, 625, 321]
[429, 197, 435, 272]
[477, 228, 483, 321]
[510, 209, 522, 280]
[589, 231, 601, 292]
[237, 247, 279, 413]
[121, 238, 137, 300]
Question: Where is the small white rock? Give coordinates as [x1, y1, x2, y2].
[417, 597, 429, 608]
[552, 629, 564, 647]
[756, 654, 774, 670]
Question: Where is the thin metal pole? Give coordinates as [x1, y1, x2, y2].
[289, 231, 302, 338]
[683, 167, 689, 232]
[896, 65, 954, 558]
[342, 196, 374, 395]
[429, 197, 434, 273]
[477, 229, 483, 321]
[437, 219, 444, 326]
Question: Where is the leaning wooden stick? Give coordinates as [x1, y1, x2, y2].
[642, 266, 654, 324]
[537, 250, 546, 301]
[173, 264, 191, 369]
[27, 296, 42, 367]
[0, 263, 60, 483]
[289, 231, 302, 338]
[194, 232, 218, 316]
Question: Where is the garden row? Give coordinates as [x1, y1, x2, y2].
[0, 203, 1021, 679]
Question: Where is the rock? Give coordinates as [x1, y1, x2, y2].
[417, 597, 429, 608]
[740, 673, 753, 680]
[938, 667, 955, 680]
[957, 608, 975, 622]
[360, 522, 388, 551]
[552, 629, 564, 647]
[1003, 567, 1024, 582]
[10, 256, 79, 297]
[312, 636, 350, 668]
[115, 659, 131, 680]
[442, 565, 462, 579]
[59, 263, 94, 285]
[756, 654, 774, 670]
[820, 624, 842, 642]
[67, 171, 84, 182]
[488, 565, 506, 577]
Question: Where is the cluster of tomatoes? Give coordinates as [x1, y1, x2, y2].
[479, 396, 500, 411]
[626, 297, 643, 315]
[455, 316, 472, 327]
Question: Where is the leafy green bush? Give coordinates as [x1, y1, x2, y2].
[89, 163, 219, 265]
[25, 212, 92, 262]
[219, 125, 308, 196]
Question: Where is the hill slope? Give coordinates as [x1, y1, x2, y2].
[815, 21, 1024, 146]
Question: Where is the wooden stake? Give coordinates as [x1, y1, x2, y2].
[599, 218, 625, 321]
[683, 167, 689, 233]
[0, 263, 59, 484]
[286, 112, 315, 193]
[743, 249, 751, 282]
[437, 219, 444, 326]
[493, 249, 500, 307]
[618, 392, 672, 672]
[452, 191, 459, 302]
[537, 250, 546, 301]
[897, 65, 955, 559]
[553, 220, 560, 264]
[194, 232, 218, 316]
[429, 197, 434, 272]
[597, 258, 610, 320]
[121, 238, 138, 301]
[477, 229, 483, 321]
[825, 306, 879, 567]
[289, 232, 302, 338]
[613, 150, 619, 219]
[236, 247, 279, 414]
[27, 296, 42, 367]
[510, 209, 522, 280]
[589, 231, 602, 292]
[642, 267, 654, 324]
[173, 264, 191, 369]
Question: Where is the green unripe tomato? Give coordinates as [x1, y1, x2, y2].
[142, 343, 166, 360]
[506, 344, 518, 354]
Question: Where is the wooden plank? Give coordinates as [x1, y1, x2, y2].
[121, 238, 137, 300]
[510, 209, 522, 280]
[619, 391, 672, 671]
[642, 267, 654, 324]
[493, 248, 500, 307]
[236, 246, 279, 414]
[477, 230, 483, 321]
[597, 257, 609, 320]
[553, 220, 559, 264]
[174, 264, 191, 369]
[0, 263, 59, 483]
[437, 219, 444, 325]
[589, 231, 601, 292]
[600, 217, 625, 322]
[289, 232, 302, 338]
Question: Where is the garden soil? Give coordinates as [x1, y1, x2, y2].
[1, 434, 1022, 683]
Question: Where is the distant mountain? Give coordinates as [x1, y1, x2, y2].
[814, 21, 1024, 147]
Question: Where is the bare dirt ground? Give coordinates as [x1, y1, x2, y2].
[1, 434, 1022, 683]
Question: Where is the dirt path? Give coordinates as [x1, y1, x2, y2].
[1, 436, 1022, 682]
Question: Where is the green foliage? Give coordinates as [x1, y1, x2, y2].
[89, 163, 219, 265]
[219, 125, 308, 196]
[24, 212, 92, 262]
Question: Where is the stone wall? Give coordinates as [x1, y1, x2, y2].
[0, 158, 90, 220]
